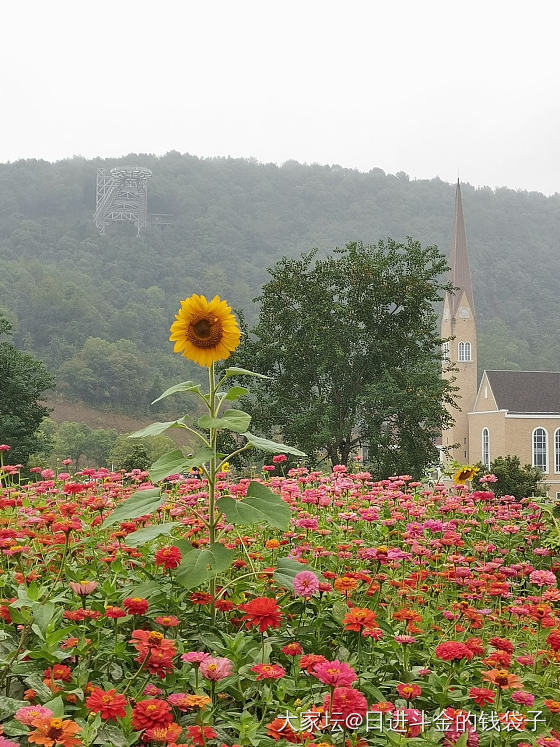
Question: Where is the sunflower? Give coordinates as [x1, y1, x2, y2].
[169, 294, 241, 367]
[453, 465, 479, 485]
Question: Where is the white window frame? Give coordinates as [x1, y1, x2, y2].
[532, 427, 548, 473]
[555, 428, 560, 474]
[442, 341, 450, 362]
[458, 341, 471, 362]
[482, 427, 490, 468]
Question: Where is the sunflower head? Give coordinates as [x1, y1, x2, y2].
[453, 465, 479, 485]
[169, 294, 241, 367]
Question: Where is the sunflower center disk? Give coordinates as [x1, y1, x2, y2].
[188, 315, 223, 348]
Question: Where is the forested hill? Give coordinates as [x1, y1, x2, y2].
[1, 152, 560, 414]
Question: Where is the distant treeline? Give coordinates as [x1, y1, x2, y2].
[1, 152, 559, 413]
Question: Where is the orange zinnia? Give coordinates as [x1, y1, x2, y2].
[342, 607, 377, 631]
[334, 576, 359, 593]
[28, 716, 82, 747]
[481, 669, 523, 690]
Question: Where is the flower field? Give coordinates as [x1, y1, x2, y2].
[0, 459, 559, 746]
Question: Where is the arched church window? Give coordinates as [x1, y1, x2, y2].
[555, 428, 560, 473]
[458, 342, 471, 362]
[442, 342, 449, 361]
[532, 428, 548, 472]
[482, 428, 490, 467]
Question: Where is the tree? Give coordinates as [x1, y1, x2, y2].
[231, 240, 456, 475]
[472, 455, 547, 499]
[109, 434, 175, 471]
[0, 315, 54, 465]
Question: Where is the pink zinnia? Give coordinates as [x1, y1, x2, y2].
[529, 570, 557, 588]
[323, 686, 368, 721]
[511, 690, 535, 706]
[312, 659, 357, 687]
[181, 651, 210, 665]
[199, 656, 233, 681]
[69, 581, 98, 596]
[293, 571, 320, 598]
[0, 737, 20, 747]
[15, 706, 53, 725]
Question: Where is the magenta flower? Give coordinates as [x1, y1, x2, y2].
[199, 656, 234, 681]
[181, 651, 211, 665]
[312, 659, 357, 687]
[293, 570, 320, 598]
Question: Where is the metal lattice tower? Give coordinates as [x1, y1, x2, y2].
[95, 166, 152, 235]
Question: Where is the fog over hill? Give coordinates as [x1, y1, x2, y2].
[1, 152, 559, 413]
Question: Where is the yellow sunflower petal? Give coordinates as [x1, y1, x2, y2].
[169, 294, 241, 367]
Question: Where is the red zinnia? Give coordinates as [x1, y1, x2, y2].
[85, 687, 128, 721]
[490, 637, 514, 653]
[154, 546, 182, 570]
[396, 683, 422, 700]
[469, 687, 496, 706]
[282, 643, 303, 656]
[299, 654, 327, 672]
[435, 641, 474, 662]
[185, 725, 218, 746]
[123, 597, 149, 615]
[546, 630, 560, 652]
[251, 663, 286, 680]
[131, 699, 173, 731]
[239, 597, 283, 632]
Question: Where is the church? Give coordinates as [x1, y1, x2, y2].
[441, 182, 560, 499]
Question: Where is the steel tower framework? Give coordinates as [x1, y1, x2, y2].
[95, 166, 152, 235]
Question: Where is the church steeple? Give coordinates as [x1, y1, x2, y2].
[448, 180, 474, 318]
[441, 180, 478, 465]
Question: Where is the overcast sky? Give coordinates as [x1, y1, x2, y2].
[3, 1, 559, 195]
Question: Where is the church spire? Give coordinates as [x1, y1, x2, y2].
[448, 180, 474, 317]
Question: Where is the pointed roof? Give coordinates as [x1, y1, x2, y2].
[448, 180, 474, 317]
[485, 370, 560, 413]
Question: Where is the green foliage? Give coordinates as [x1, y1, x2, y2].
[100, 488, 164, 529]
[52, 421, 117, 468]
[217, 481, 292, 530]
[472, 454, 548, 499]
[232, 240, 455, 474]
[2, 154, 560, 419]
[0, 315, 54, 465]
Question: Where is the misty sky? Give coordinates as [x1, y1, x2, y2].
[3, 1, 559, 195]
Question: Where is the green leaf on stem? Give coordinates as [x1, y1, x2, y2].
[100, 488, 164, 529]
[128, 417, 188, 438]
[273, 557, 322, 591]
[151, 380, 202, 405]
[0, 698, 27, 721]
[242, 432, 306, 456]
[198, 409, 251, 433]
[174, 544, 235, 589]
[123, 522, 180, 547]
[224, 386, 249, 401]
[149, 447, 215, 483]
[224, 366, 269, 379]
[218, 481, 291, 530]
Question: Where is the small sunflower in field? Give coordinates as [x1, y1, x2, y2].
[169, 294, 241, 367]
[453, 465, 479, 485]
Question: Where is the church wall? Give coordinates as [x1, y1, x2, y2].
[441, 290, 478, 463]
[468, 411, 506, 466]
[504, 416, 560, 498]
[472, 372, 498, 413]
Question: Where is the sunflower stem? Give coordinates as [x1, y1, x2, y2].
[208, 363, 217, 625]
